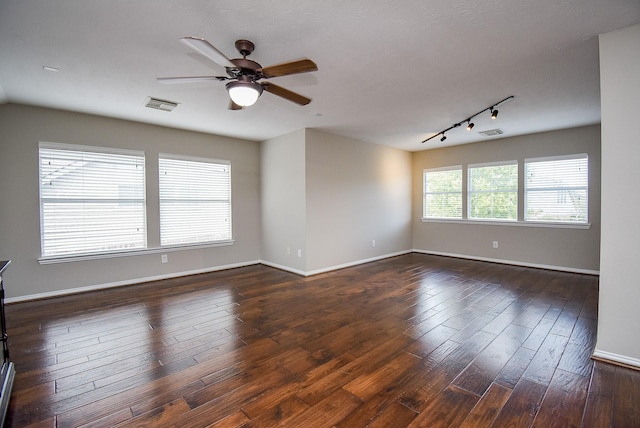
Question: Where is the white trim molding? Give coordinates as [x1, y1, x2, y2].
[592, 349, 640, 370]
[304, 251, 413, 277]
[261, 250, 413, 278]
[421, 218, 591, 229]
[259, 261, 307, 277]
[8, 250, 598, 304]
[413, 249, 599, 275]
[38, 241, 235, 265]
[6, 260, 260, 304]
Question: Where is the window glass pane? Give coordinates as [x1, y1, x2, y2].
[159, 156, 231, 246]
[525, 155, 588, 223]
[423, 167, 462, 218]
[468, 162, 518, 220]
[39, 144, 146, 257]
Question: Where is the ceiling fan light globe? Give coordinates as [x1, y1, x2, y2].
[226, 81, 262, 107]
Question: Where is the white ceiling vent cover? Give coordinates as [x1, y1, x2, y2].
[479, 128, 504, 137]
[145, 97, 179, 112]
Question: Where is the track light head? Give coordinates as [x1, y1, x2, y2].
[466, 121, 474, 131]
[491, 108, 499, 119]
[440, 134, 447, 142]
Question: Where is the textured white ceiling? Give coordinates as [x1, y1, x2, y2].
[1, 0, 639, 151]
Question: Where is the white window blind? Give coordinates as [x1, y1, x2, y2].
[468, 161, 518, 220]
[423, 166, 462, 218]
[525, 154, 588, 223]
[39, 143, 146, 257]
[159, 154, 231, 246]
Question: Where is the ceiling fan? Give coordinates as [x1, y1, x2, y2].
[157, 37, 318, 109]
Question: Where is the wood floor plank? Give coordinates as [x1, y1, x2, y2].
[366, 401, 418, 427]
[273, 388, 361, 428]
[114, 398, 191, 428]
[452, 323, 529, 396]
[459, 382, 512, 428]
[581, 364, 615, 428]
[342, 350, 421, 401]
[531, 369, 590, 427]
[611, 365, 640, 427]
[495, 346, 537, 389]
[522, 332, 570, 386]
[406, 385, 479, 427]
[4, 254, 634, 428]
[491, 378, 548, 427]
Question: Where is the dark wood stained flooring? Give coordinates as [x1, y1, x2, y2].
[4, 253, 640, 427]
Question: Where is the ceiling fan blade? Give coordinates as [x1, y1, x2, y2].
[157, 76, 228, 84]
[228, 100, 243, 110]
[262, 82, 312, 105]
[260, 59, 318, 78]
[181, 36, 236, 69]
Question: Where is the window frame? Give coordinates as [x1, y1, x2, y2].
[422, 165, 463, 219]
[524, 153, 589, 224]
[158, 153, 233, 248]
[38, 142, 147, 260]
[467, 160, 519, 221]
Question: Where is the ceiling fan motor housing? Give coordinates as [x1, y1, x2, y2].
[235, 39, 255, 56]
[228, 58, 262, 79]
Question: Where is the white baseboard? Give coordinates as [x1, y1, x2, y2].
[304, 251, 412, 276]
[592, 349, 640, 370]
[260, 250, 413, 277]
[5, 260, 261, 304]
[6, 250, 597, 304]
[412, 249, 600, 275]
[259, 261, 306, 276]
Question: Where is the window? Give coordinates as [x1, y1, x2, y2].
[525, 154, 588, 223]
[39, 143, 146, 257]
[423, 166, 462, 218]
[159, 154, 231, 246]
[468, 161, 518, 220]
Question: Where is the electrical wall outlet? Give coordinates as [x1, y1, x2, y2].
[286, 246, 291, 255]
[297, 249, 302, 258]
[372, 240, 376, 247]
[492, 241, 499, 249]
[161, 254, 168, 263]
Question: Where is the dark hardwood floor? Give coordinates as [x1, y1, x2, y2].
[4, 253, 640, 427]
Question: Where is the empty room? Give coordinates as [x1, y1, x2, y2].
[0, 1, 639, 427]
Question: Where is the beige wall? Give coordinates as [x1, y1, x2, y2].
[595, 22, 640, 367]
[260, 129, 413, 274]
[260, 129, 307, 273]
[0, 103, 606, 303]
[412, 125, 601, 273]
[305, 129, 412, 273]
[0, 104, 261, 300]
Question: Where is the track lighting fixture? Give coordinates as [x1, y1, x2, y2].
[422, 95, 514, 144]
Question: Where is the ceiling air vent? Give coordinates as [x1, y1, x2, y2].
[145, 97, 179, 112]
[478, 128, 504, 137]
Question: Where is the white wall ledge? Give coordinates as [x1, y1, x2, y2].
[421, 218, 590, 229]
[38, 240, 235, 264]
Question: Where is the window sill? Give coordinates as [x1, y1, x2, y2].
[421, 218, 590, 229]
[38, 240, 235, 265]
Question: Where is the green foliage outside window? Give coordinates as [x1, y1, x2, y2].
[424, 168, 462, 218]
[468, 164, 518, 220]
